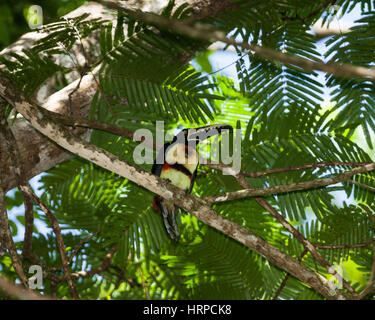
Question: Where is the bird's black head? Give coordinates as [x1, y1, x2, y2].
[173, 124, 233, 144]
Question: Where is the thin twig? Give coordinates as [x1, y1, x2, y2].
[70, 245, 117, 279]
[0, 101, 28, 287]
[235, 174, 357, 297]
[348, 179, 375, 193]
[138, 267, 151, 300]
[0, 185, 28, 287]
[0, 102, 36, 260]
[203, 161, 372, 178]
[243, 162, 373, 178]
[0, 71, 349, 299]
[46, 109, 134, 140]
[356, 246, 375, 299]
[313, 238, 375, 249]
[20, 186, 80, 299]
[21, 194, 34, 259]
[273, 249, 308, 300]
[68, 229, 101, 265]
[206, 163, 375, 204]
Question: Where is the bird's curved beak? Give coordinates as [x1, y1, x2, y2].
[187, 124, 233, 142]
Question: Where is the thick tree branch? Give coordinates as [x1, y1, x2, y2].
[0, 0, 238, 193]
[99, 0, 375, 81]
[0, 71, 349, 299]
[0, 275, 52, 300]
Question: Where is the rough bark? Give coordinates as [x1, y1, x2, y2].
[0, 70, 348, 300]
[0, 0, 235, 193]
[0, 2, 108, 192]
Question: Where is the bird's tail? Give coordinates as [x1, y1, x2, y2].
[153, 196, 180, 241]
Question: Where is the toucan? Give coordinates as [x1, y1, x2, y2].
[152, 124, 233, 241]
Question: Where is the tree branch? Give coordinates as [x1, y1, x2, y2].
[0, 275, 52, 300]
[45, 110, 134, 140]
[51, 114, 372, 182]
[70, 245, 117, 279]
[68, 229, 101, 265]
[273, 249, 308, 300]
[356, 246, 375, 300]
[0, 0, 237, 193]
[98, 0, 375, 81]
[0, 102, 28, 287]
[0, 99, 36, 260]
[206, 163, 375, 203]
[348, 179, 375, 193]
[20, 185, 80, 299]
[241, 162, 373, 178]
[0, 70, 349, 299]
[313, 238, 375, 249]
[235, 174, 357, 296]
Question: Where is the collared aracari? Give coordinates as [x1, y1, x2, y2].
[152, 124, 233, 241]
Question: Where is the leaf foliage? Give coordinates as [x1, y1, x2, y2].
[1, 0, 375, 300]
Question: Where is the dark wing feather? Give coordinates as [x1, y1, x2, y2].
[188, 168, 197, 194]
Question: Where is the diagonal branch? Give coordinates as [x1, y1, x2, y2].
[0, 99, 36, 260]
[356, 246, 375, 299]
[241, 162, 373, 178]
[98, 0, 375, 81]
[68, 229, 101, 265]
[19, 185, 80, 300]
[0, 70, 350, 300]
[0, 186, 28, 287]
[348, 179, 375, 193]
[235, 174, 357, 296]
[0, 102, 29, 287]
[206, 163, 375, 204]
[46, 113, 374, 185]
[0, 275, 52, 300]
[273, 249, 308, 300]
